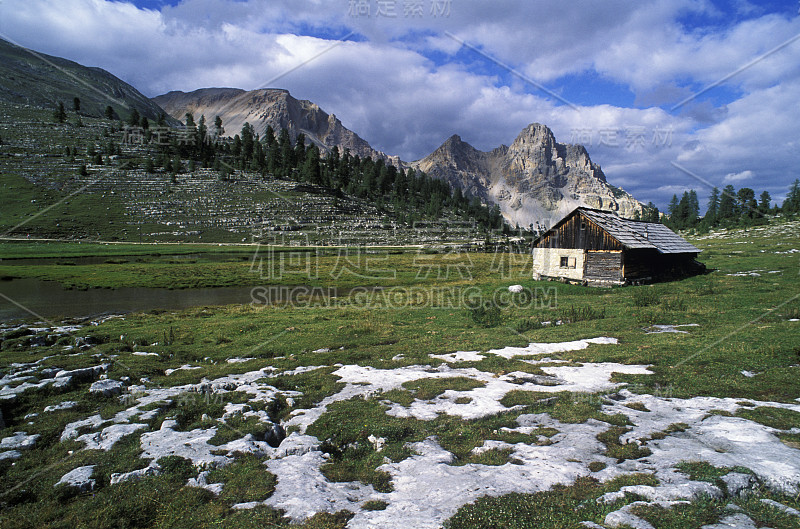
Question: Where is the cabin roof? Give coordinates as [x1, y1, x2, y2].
[538, 207, 701, 254]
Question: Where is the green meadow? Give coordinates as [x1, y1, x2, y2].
[0, 219, 799, 528]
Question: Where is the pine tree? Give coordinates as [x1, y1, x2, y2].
[105, 105, 115, 120]
[197, 115, 207, 147]
[54, 102, 66, 123]
[302, 145, 322, 185]
[758, 191, 771, 216]
[145, 158, 155, 174]
[737, 187, 756, 221]
[184, 112, 195, 128]
[294, 133, 307, 167]
[783, 179, 800, 215]
[667, 194, 679, 217]
[718, 185, 737, 222]
[72, 97, 80, 113]
[214, 116, 224, 138]
[278, 129, 293, 176]
[705, 187, 720, 226]
[241, 122, 255, 163]
[128, 108, 141, 127]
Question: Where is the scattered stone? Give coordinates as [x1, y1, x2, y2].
[55, 365, 107, 383]
[721, 472, 757, 497]
[508, 284, 524, 293]
[56, 465, 96, 492]
[0, 431, 40, 451]
[110, 465, 160, 485]
[187, 470, 224, 495]
[741, 371, 757, 378]
[44, 400, 78, 412]
[368, 435, 386, 452]
[164, 365, 201, 376]
[0, 450, 21, 461]
[89, 379, 124, 397]
[760, 498, 800, 517]
[700, 513, 763, 529]
[644, 324, 699, 334]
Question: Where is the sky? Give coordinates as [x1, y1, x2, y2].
[1, 0, 799, 210]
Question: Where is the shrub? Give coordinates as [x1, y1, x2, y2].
[469, 302, 502, 328]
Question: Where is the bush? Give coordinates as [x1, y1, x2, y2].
[470, 302, 502, 328]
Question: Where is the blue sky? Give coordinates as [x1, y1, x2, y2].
[1, 0, 799, 210]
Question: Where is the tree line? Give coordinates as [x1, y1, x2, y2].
[122, 110, 508, 233]
[664, 181, 800, 232]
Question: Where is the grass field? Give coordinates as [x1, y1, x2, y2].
[0, 219, 799, 528]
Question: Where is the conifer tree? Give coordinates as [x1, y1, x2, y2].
[128, 108, 141, 127]
[54, 102, 66, 123]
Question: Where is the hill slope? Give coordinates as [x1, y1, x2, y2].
[0, 38, 177, 124]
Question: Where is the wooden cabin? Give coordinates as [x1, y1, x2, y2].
[531, 207, 702, 285]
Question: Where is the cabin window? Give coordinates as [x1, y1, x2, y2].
[580, 221, 586, 231]
[559, 256, 576, 269]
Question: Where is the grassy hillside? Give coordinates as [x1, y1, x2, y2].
[0, 103, 506, 246]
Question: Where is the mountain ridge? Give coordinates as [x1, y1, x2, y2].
[0, 37, 178, 125]
[153, 88, 400, 165]
[412, 123, 642, 229]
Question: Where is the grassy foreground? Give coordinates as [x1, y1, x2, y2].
[0, 220, 799, 528]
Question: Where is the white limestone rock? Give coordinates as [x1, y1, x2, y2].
[56, 465, 96, 492]
[89, 379, 124, 397]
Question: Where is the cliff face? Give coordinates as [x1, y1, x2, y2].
[413, 123, 642, 229]
[153, 88, 399, 164]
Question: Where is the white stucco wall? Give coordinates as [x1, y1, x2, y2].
[532, 248, 585, 281]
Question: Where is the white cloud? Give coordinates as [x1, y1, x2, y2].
[724, 170, 755, 182]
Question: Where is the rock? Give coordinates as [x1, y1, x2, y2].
[89, 379, 123, 397]
[412, 124, 642, 228]
[110, 465, 160, 485]
[721, 472, 757, 497]
[0, 450, 21, 460]
[0, 432, 40, 451]
[51, 376, 73, 390]
[760, 498, 800, 517]
[56, 465, 96, 492]
[508, 284, 524, 293]
[44, 401, 78, 412]
[700, 513, 762, 529]
[55, 365, 106, 383]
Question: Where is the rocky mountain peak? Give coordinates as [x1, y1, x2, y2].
[413, 122, 640, 228]
[152, 88, 399, 164]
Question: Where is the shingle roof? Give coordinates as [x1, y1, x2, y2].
[579, 208, 700, 254]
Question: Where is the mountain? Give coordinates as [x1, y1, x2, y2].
[0, 38, 178, 125]
[412, 124, 642, 229]
[153, 88, 399, 164]
[153, 87, 640, 228]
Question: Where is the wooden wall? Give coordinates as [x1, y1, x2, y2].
[585, 251, 623, 282]
[534, 212, 623, 251]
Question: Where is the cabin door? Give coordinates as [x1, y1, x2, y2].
[584, 251, 623, 283]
